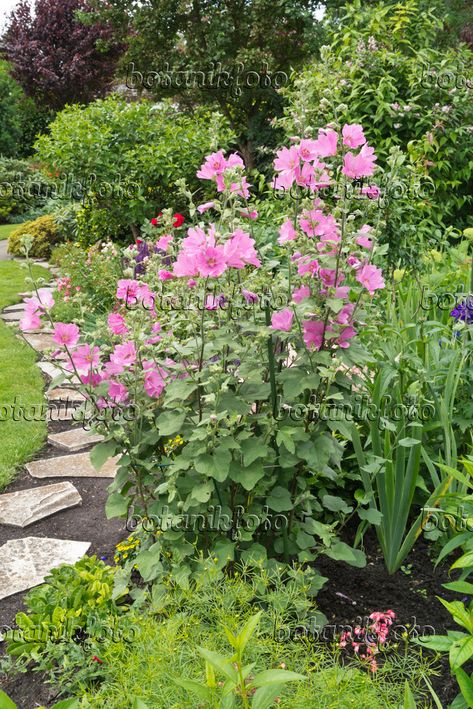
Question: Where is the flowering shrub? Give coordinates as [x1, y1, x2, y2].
[25, 124, 390, 590]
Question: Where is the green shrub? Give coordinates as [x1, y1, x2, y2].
[0, 157, 55, 223]
[7, 214, 63, 258]
[281, 0, 473, 268]
[34, 95, 234, 245]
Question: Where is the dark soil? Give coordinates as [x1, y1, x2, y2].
[316, 534, 460, 706]
[0, 421, 126, 709]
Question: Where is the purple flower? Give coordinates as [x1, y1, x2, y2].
[450, 297, 473, 324]
[134, 240, 150, 276]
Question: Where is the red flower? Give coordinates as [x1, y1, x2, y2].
[173, 213, 185, 228]
[91, 656, 104, 664]
[150, 218, 159, 226]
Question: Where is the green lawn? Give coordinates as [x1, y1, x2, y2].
[0, 260, 50, 489]
[0, 223, 17, 241]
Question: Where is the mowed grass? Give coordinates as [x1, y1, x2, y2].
[0, 260, 50, 489]
[0, 223, 18, 241]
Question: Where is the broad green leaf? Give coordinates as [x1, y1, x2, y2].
[0, 690, 16, 709]
[266, 486, 293, 512]
[403, 681, 417, 709]
[398, 437, 421, 448]
[358, 507, 383, 525]
[250, 669, 306, 688]
[450, 636, 473, 670]
[452, 551, 473, 571]
[321, 495, 352, 514]
[90, 440, 116, 471]
[105, 492, 129, 519]
[237, 611, 263, 653]
[324, 541, 366, 567]
[252, 684, 284, 709]
[172, 677, 213, 700]
[455, 668, 473, 708]
[196, 648, 238, 683]
[443, 581, 473, 595]
[155, 410, 186, 436]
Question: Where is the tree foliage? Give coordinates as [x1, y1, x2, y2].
[87, 0, 325, 169]
[2, 0, 123, 109]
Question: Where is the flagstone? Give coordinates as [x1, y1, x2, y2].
[47, 388, 86, 403]
[1, 311, 22, 322]
[0, 482, 81, 527]
[26, 452, 118, 479]
[22, 333, 57, 352]
[36, 361, 80, 384]
[48, 429, 103, 453]
[0, 537, 90, 600]
[46, 403, 83, 422]
[3, 303, 26, 312]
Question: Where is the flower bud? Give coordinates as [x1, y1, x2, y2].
[393, 269, 405, 283]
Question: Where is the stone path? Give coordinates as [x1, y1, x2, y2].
[0, 262, 121, 602]
[0, 240, 11, 261]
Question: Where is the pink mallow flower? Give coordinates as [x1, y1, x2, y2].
[337, 325, 357, 348]
[20, 310, 41, 332]
[155, 234, 173, 251]
[71, 345, 101, 375]
[108, 380, 128, 404]
[342, 123, 366, 149]
[195, 245, 227, 277]
[303, 320, 326, 350]
[108, 313, 128, 336]
[278, 220, 297, 244]
[342, 144, 377, 179]
[197, 150, 227, 180]
[356, 264, 385, 295]
[53, 323, 80, 348]
[143, 361, 167, 398]
[312, 128, 339, 157]
[110, 341, 137, 368]
[271, 308, 294, 332]
[292, 285, 311, 303]
[197, 201, 215, 214]
[223, 230, 260, 269]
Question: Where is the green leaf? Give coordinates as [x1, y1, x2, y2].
[358, 507, 383, 525]
[191, 481, 213, 503]
[90, 440, 116, 471]
[105, 492, 129, 519]
[196, 648, 238, 683]
[398, 437, 422, 448]
[452, 551, 473, 570]
[266, 486, 293, 512]
[230, 460, 265, 491]
[414, 635, 455, 652]
[321, 495, 352, 514]
[156, 410, 186, 436]
[241, 438, 269, 467]
[455, 668, 473, 708]
[443, 581, 473, 595]
[250, 669, 306, 688]
[252, 684, 284, 709]
[403, 681, 417, 709]
[195, 448, 231, 483]
[0, 690, 17, 709]
[324, 542, 366, 567]
[172, 678, 213, 701]
[450, 636, 473, 670]
[237, 611, 263, 654]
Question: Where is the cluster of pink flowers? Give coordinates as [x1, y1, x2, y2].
[172, 225, 260, 278]
[20, 288, 55, 331]
[197, 150, 250, 198]
[339, 610, 396, 673]
[272, 123, 376, 191]
[269, 125, 385, 353]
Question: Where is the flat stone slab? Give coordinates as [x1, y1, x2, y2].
[0, 537, 91, 600]
[26, 452, 118, 479]
[3, 303, 26, 312]
[37, 361, 80, 385]
[47, 388, 86, 403]
[46, 402, 83, 422]
[22, 333, 57, 352]
[1, 312, 22, 322]
[0, 482, 81, 527]
[48, 429, 103, 453]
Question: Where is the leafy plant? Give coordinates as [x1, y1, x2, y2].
[8, 214, 64, 258]
[174, 611, 306, 708]
[0, 690, 79, 709]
